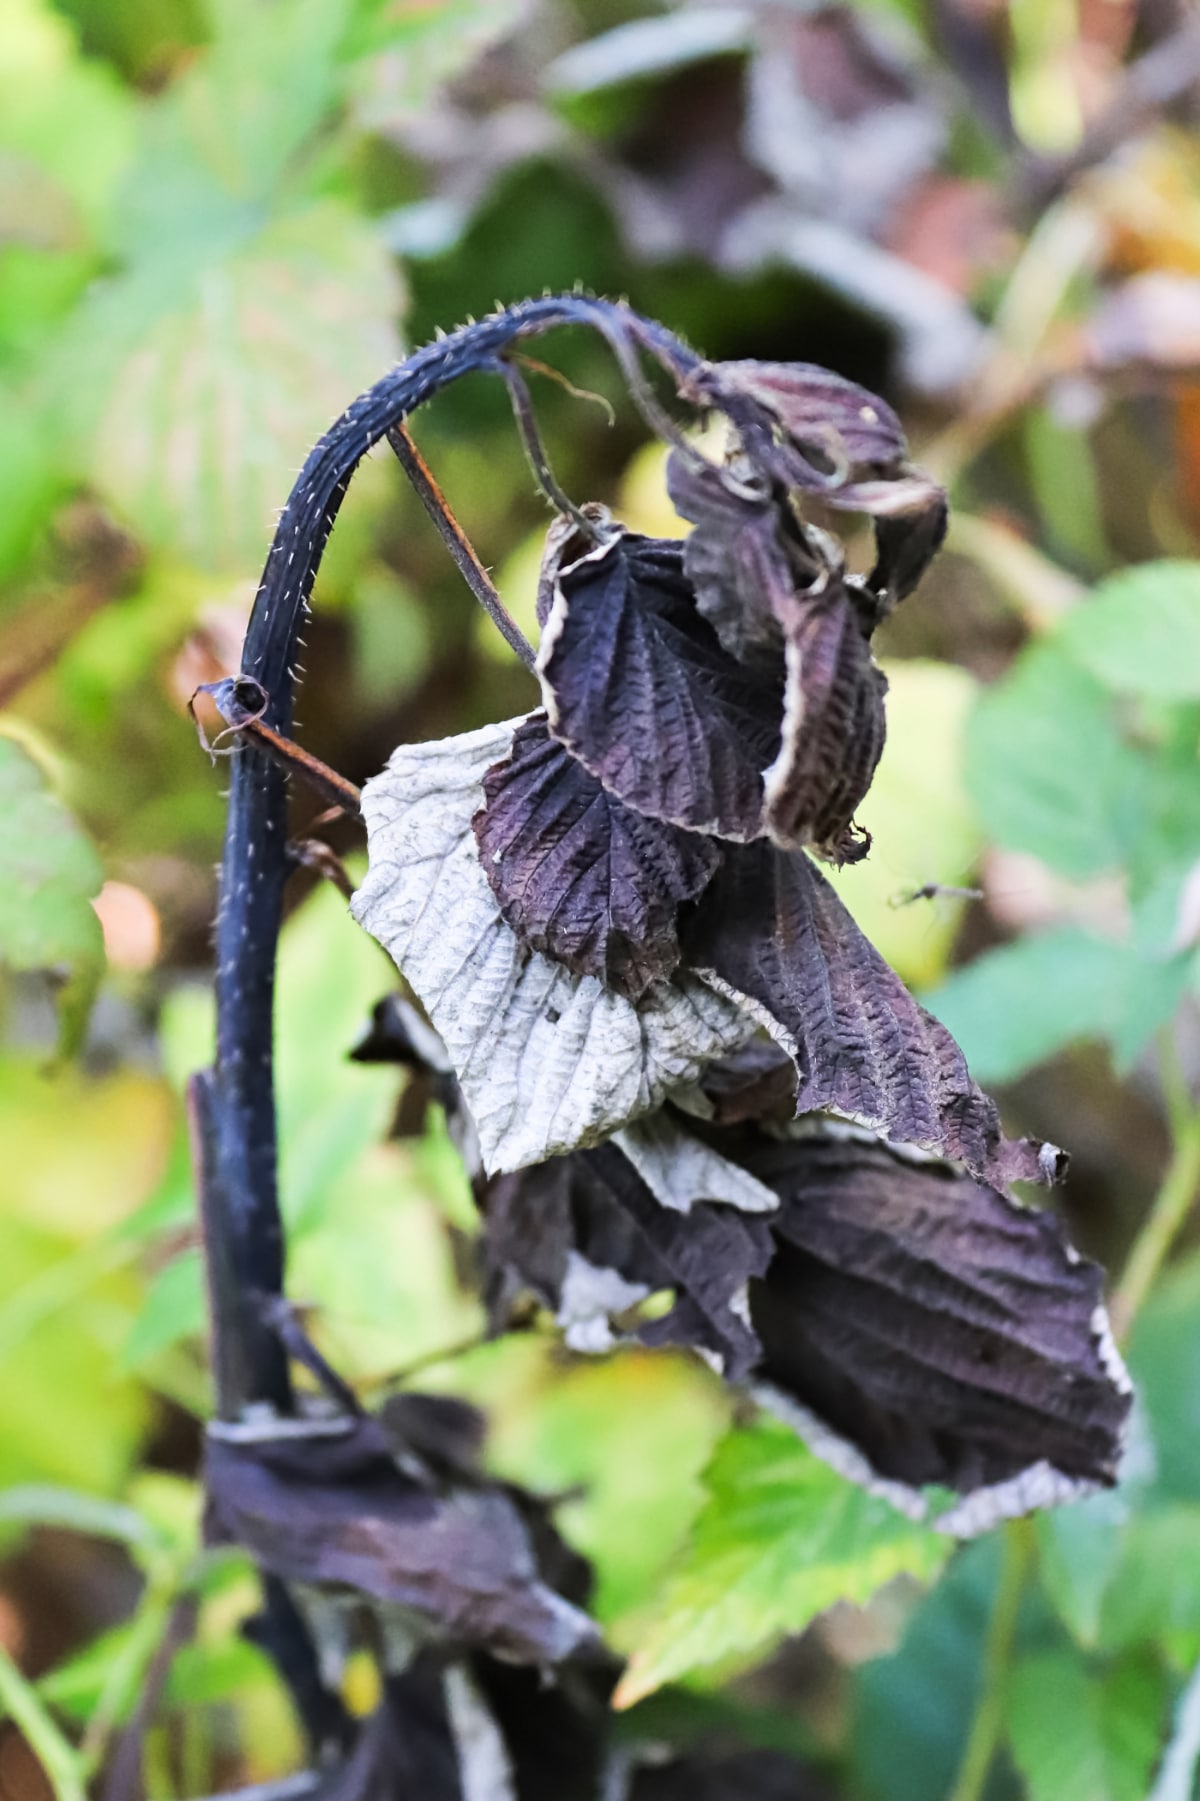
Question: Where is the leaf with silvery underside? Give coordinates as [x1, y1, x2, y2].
[0, 735, 105, 1056]
[204, 1412, 599, 1668]
[613, 1417, 949, 1707]
[482, 1140, 773, 1379]
[763, 585, 887, 860]
[473, 711, 719, 1000]
[351, 720, 755, 1173]
[740, 1134, 1131, 1514]
[537, 530, 782, 840]
[680, 840, 1059, 1189]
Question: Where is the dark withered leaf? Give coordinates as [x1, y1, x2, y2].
[537, 529, 782, 839]
[482, 1140, 772, 1380]
[699, 360, 910, 472]
[764, 584, 887, 860]
[666, 452, 801, 662]
[740, 1134, 1131, 1518]
[474, 712, 720, 999]
[685, 1037, 799, 1127]
[681, 843, 1062, 1189]
[204, 1413, 599, 1666]
[868, 492, 948, 603]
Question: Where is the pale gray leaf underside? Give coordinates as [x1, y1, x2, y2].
[352, 720, 755, 1172]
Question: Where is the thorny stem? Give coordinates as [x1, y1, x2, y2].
[386, 423, 537, 670]
[945, 1518, 1036, 1801]
[203, 294, 702, 1416]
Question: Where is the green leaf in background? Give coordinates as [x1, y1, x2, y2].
[966, 641, 1146, 880]
[851, 1538, 1009, 1801]
[828, 659, 983, 988]
[1036, 1486, 1137, 1650]
[1097, 1506, 1200, 1655]
[50, 201, 403, 568]
[613, 1419, 949, 1706]
[1006, 1649, 1166, 1801]
[0, 734, 105, 1054]
[1128, 1250, 1200, 1506]
[926, 926, 1193, 1082]
[1057, 561, 1200, 701]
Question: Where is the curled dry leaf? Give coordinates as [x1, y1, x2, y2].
[474, 711, 720, 999]
[351, 720, 755, 1172]
[681, 841, 1062, 1189]
[482, 1139, 773, 1379]
[536, 529, 782, 839]
[482, 1117, 1129, 1531]
[763, 584, 888, 861]
[204, 1411, 599, 1667]
[741, 1133, 1130, 1526]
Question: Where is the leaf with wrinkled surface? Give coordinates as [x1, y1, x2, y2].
[763, 585, 887, 859]
[204, 1413, 599, 1667]
[681, 840, 1057, 1187]
[0, 735, 105, 1055]
[614, 1418, 949, 1705]
[741, 1135, 1131, 1512]
[351, 720, 755, 1172]
[474, 711, 719, 998]
[537, 530, 782, 839]
[482, 1141, 773, 1378]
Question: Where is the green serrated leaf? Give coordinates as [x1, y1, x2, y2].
[1098, 1507, 1200, 1652]
[926, 926, 1192, 1082]
[1058, 561, 1200, 700]
[614, 1420, 949, 1706]
[0, 735, 105, 1055]
[966, 640, 1146, 880]
[1006, 1649, 1167, 1801]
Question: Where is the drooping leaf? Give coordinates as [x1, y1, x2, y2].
[679, 359, 947, 595]
[614, 1110, 778, 1214]
[666, 451, 804, 661]
[613, 1418, 949, 1706]
[537, 530, 782, 839]
[351, 720, 755, 1172]
[1057, 560, 1200, 700]
[762, 584, 887, 860]
[1006, 1650, 1167, 1801]
[741, 1134, 1131, 1520]
[482, 1141, 773, 1377]
[0, 735, 105, 1055]
[966, 640, 1147, 880]
[204, 1411, 600, 1667]
[474, 711, 720, 998]
[681, 840, 1059, 1187]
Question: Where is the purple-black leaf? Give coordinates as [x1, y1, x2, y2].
[740, 1134, 1131, 1516]
[666, 452, 807, 662]
[764, 584, 887, 860]
[473, 712, 720, 999]
[537, 529, 782, 839]
[482, 1141, 773, 1380]
[681, 842, 1062, 1188]
[204, 1412, 599, 1667]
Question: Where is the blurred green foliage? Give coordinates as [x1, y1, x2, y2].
[4, 0, 1200, 1797]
